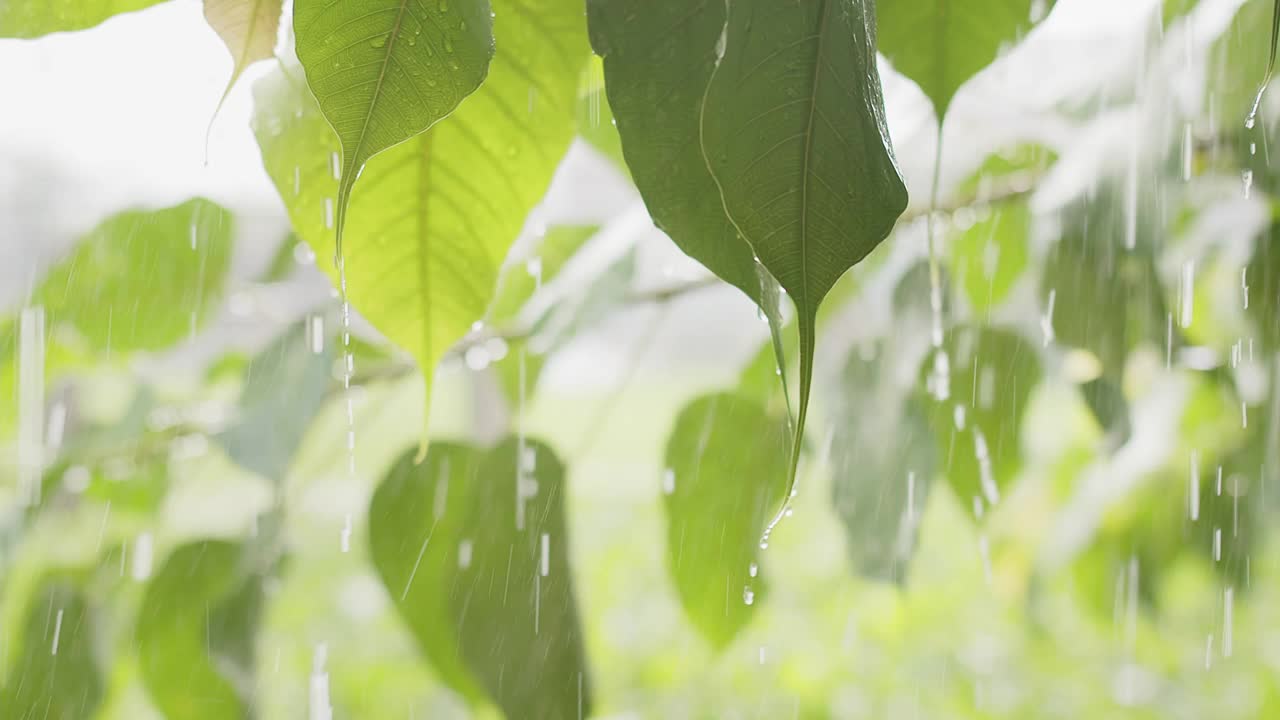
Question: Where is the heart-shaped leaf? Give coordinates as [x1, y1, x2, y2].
[662, 393, 789, 647]
[700, 0, 908, 504]
[292, 0, 495, 260]
[877, 0, 1056, 120]
[369, 437, 590, 719]
[203, 0, 283, 129]
[137, 541, 264, 720]
[255, 0, 586, 430]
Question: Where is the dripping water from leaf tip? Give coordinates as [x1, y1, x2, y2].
[1244, 0, 1280, 131]
[742, 586, 754, 605]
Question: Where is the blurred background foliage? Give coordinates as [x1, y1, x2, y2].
[3, 0, 1280, 718]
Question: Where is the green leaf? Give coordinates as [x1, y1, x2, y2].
[31, 198, 234, 354]
[1209, 0, 1279, 125]
[137, 541, 262, 720]
[490, 225, 599, 324]
[699, 0, 908, 508]
[950, 203, 1030, 313]
[292, 0, 495, 260]
[217, 320, 333, 482]
[921, 326, 1042, 520]
[662, 393, 789, 647]
[586, 0, 764, 305]
[575, 56, 626, 171]
[256, 0, 585, 429]
[829, 266, 938, 583]
[369, 438, 590, 719]
[878, 0, 1055, 120]
[0, 0, 164, 38]
[0, 579, 102, 720]
[203, 0, 282, 128]
[257, 232, 302, 283]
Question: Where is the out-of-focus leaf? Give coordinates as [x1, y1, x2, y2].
[662, 393, 789, 647]
[878, 0, 1055, 119]
[255, 0, 585, 428]
[292, 0, 494, 260]
[257, 232, 301, 283]
[203, 0, 282, 121]
[0, 0, 164, 37]
[31, 198, 234, 354]
[829, 265, 938, 582]
[1209, 0, 1277, 127]
[1246, 220, 1280, 350]
[369, 438, 590, 719]
[699, 0, 908, 505]
[217, 320, 332, 482]
[137, 541, 263, 720]
[951, 203, 1030, 313]
[490, 225, 599, 324]
[830, 344, 934, 584]
[0, 579, 102, 720]
[922, 326, 1042, 520]
[956, 144, 1057, 198]
[1163, 0, 1199, 27]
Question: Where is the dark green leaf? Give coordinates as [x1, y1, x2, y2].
[0, 579, 102, 720]
[137, 541, 262, 720]
[586, 0, 764, 304]
[217, 320, 333, 482]
[921, 326, 1042, 520]
[662, 393, 789, 647]
[0, 0, 164, 37]
[878, 0, 1055, 120]
[256, 0, 585, 423]
[369, 437, 590, 719]
[32, 198, 234, 354]
[293, 0, 494, 260]
[700, 0, 909, 506]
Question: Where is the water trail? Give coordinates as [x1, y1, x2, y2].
[1244, 0, 1280, 131]
[337, 255, 356, 552]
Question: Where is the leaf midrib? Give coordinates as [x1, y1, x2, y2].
[416, 131, 436, 370]
[234, 0, 267, 73]
[797, 0, 833, 313]
[347, 0, 412, 175]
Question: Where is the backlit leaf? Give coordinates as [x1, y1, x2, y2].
[662, 393, 789, 647]
[0, 0, 164, 38]
[951, 203, 1030, 313]
[255, 0, 585, 430]
[292, 0, 494, 260]
[203, 0, 283, 125]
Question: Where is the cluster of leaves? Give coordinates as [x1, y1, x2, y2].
[5, 0, 1280, 717]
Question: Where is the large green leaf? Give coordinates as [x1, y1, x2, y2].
[32, 198, 234, 354]
[217, 319, 333, 482]
[662, 393, 789, 647]
[255, 0, 585, 422]
[921, 326, 1041, 520]
[0, 0, 164, 37]
[1210, 0, 1280, 127]
[369, 438, 590, 719]
[203, 0, 283, 124]
[877, 0, 1054, 120]
[292, 0, 494, 260]
[700, 0, 908, 502]
[0, 579, 102, 720]
[137, 541, 263, 720]
[586, 0, 763, 304]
